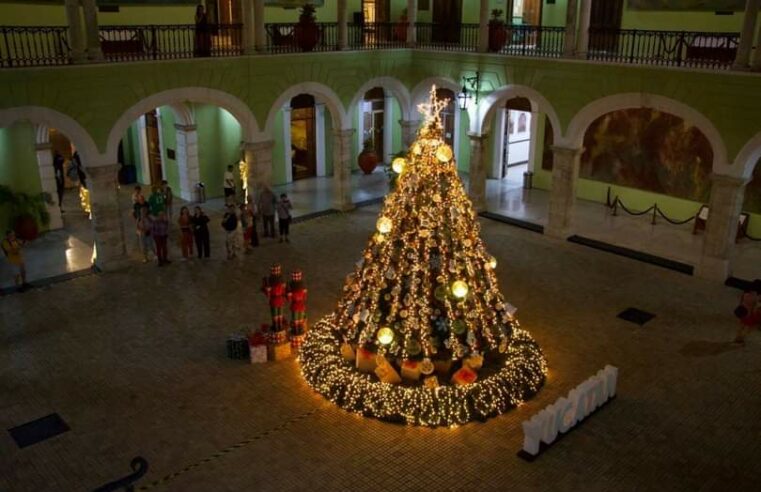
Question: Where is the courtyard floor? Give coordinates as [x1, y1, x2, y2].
[1, 204, 760, 491]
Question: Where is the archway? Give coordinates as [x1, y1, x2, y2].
[730, 132, 761, 281]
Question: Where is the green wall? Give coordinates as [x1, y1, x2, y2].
[195, 104, 242, 198]
[0, 122, 43, 232]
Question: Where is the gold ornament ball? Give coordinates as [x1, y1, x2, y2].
[451, 280, 469, 299]
[436, 144, 453, 163]
[392, 157, 406, 174]
[488, 256, 498, 269]
[413, 143, 423, 155]
[376, 216, 393, 234]
[377, 327, 395, 345]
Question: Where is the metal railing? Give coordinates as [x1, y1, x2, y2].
[99, 24, 243, 61]
[494, 25, 565, 58]
[265, 22, 338, 53]
[587, 28, 740, 69]
[348, 22, 408, 50]
[416, 23, 479, 52]
[0, 26, 70, 67]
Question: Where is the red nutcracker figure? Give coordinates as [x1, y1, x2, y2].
[262, 263, 287, 331]
[287, 269, 308, 337]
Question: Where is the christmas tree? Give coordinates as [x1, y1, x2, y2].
[299, 87, 546, 426]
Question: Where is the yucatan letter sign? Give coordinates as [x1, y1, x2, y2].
[519, 365, 618, 460]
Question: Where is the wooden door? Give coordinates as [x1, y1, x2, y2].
[432, 0, 462, 44]
[520, 0, 542, 26]
[290, 95, 317, 181]
[144, 110, 163, 185]
[590, 0, 623, 51]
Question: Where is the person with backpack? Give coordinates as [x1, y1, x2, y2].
[222, 204, 239, 260]
[191, 206, 210, 259]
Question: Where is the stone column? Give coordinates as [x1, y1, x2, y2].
[407, 0, 418, 48]
[254, 0, 266, 53]
[383, 95, 394, 164]
[468, 133, 488, 212]
[81, 0, 103, 61]
[337, 0, 349, 50]
[64, 0, 86, 63]
[696, 174, 748, 281]
[733, 0, 760, 70]
[333, 129, 355, 212]
[576, 0, 592, 59]
[546, 145, 583, 239]
[478, 0, 490, 53]
[174, 124, 200, 202]
[563, 0, 579, 58]
[35, 143, 64, 230]
[315, 104, 327, 176]
[244, 140, 275, 200]
[242, 0, 257, 55]
[399, 119, 419, 148]
[751, 15, 761, 71]
[87, 164, 128, 271]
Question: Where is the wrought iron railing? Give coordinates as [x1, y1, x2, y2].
[587, 28, 740, 69]
[265, 22, 338, 53]
[348, 22, 408, 50]
[494, 25, 565, 58]
[415, 23, 479, 52]
[99, 24, 243, 61]
[0, 25, 70, 67]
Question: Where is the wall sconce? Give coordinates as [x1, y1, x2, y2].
[458, 71, 481, 110]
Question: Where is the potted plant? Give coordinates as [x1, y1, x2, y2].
[394, 8, 408, 43]
[358, 138, 380, 175]
[488, 9, 508, 53]
[294, 3, 321, 52]
[0, 185, 51, 241]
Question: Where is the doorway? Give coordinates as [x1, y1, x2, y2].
[589, 0, 624, 51]
[363, 88, 385, 158]
[435, 88, 456, 147]
[144, 110, 163, 185]
[512, 0, 542, 25]
[290, 94, 317, 181]
[432, 0, 462, 44]
[362, 0, 390, 23]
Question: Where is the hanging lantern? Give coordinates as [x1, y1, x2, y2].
[451, 280, 469, 299]
[436, 144, 453, 163]
[376, 217, 393, 234]
[377, 327, 395, 345]
[392, 157, 406, 174]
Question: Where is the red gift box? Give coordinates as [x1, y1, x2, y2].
[451, 366, 478, 386]
[248, 332, 267, 346]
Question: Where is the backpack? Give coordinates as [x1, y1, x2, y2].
[223, 213, 237, 232]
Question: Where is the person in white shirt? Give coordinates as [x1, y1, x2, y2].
[223, 165, 236, 205]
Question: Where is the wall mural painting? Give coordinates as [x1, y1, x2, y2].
[580, 108, 714, 203]
[744, 159, 761, 214]
[627, 1, 745, 10]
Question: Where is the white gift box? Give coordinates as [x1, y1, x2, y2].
[249, 344, 267, 364]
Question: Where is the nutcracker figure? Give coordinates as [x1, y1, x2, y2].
[262, 263, 287, 331]
[287, 269, 308, 336]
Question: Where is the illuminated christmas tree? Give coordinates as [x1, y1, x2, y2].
[299, 87, 546, 426]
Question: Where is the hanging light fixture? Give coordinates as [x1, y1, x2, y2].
[458, 71, 481, 111]
[457, 85, 471, 111]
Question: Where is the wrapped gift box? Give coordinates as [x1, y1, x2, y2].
[248, 331, 267, 347]
[249, 344, 267, 364]
[340, 343, 356, 362]
[401, 360, 421, 381]
[290, 334, 306, 352]
[268, 342, 292, 361]
[226, 335, 249, 360]
[356, 347, 377, 373]
[434, 359, 453, 377]
[451, 366, 478, 386]
[424, 375, 440, 389]
[268, 330, 288, 345]
[374, 357, 402, 385]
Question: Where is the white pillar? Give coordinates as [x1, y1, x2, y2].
[174, 124, 200, 201]
[733, 0, 761, 70]
[696, 174, 748, 281]
[282, 106, 293, 183]
[64, 0, 86, 63]
[81, 0, 103, 61]
[751, 13, 761, 71]
[478, 0, 490, 53]
[491, 108, 507, 179]
[35, 143, 64, 230]
[315, 103, 327, 177]
[576, 0, 592, 59]
[399, 119, 418, 148]
[468, 133, 488, 212]
[546, 145, 583, 239]
[338, 0, 349, 50]
[333, 129, 355, 211]
[563, 0, 579, 58]
[242, 0, 257, 55]
[244, 140, 275, 199]
[254, 0, 266, 53]
[357, 102, 366, 155]
[407, 0, 418, 48]
[87, 164, 128, 271]
[383, 95, 394, 164]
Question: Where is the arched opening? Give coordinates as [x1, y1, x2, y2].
[290, 94, 318, 181]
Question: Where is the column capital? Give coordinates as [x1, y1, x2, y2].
[244, 139, 275, 152]
[333, 129, 355, 139]
[709, 173, 750, 188]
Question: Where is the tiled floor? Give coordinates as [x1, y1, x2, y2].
[1, 205, 759, 491]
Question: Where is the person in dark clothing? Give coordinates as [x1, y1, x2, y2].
[53, 152, 65, 208]
[72, 150, 87, 189]
[191, 206, 210, 259]
[194, 5, 212, 57]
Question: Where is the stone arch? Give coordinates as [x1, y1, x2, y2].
[347, 76, 413, 121]
[0, 106, 100, 167]
[733, 131, 761, 179]
[105, 87, 261, 164]
[410, 76, 460, 111]
[475, 85, 562, 142]
[264, 81, 349, 133]
[565, 93, 729, 173]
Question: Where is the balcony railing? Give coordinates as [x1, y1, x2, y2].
[0, 23, 746, 73]
[587, 28, 740, 69]
[1, 26, 70, 67]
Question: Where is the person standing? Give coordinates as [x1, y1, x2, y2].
[136, 207, 154, 263]
[178, 206, 194, 260]
[151, 211, 170, 266]
[239, 203, 252, 253]
[222, 204, 238, 260]
[53, 152, 65, 208]
[72, 150, 87, 189]
[131, 186, 144, 221]
[148, 185, 166, 217]
[247, 198, 259, 248]
[2, 230, 27, 289]
[161, 180, 174, 219]
[223, 165, 236, 206]
[191, 206, 210, 259]
[734, 280, 761, 345]
[194, 4, 211, 57]
[277, 193, 293, 243]
[258, 186, 276, 238]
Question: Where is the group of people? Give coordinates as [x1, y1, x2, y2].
[131, 175, 294, 265]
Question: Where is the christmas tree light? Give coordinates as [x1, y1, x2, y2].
[299, 86, 546, 426]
